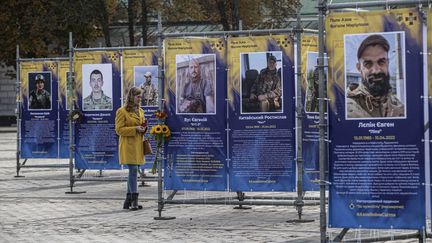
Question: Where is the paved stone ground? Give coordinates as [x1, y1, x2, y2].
[0, 128, 428, 242]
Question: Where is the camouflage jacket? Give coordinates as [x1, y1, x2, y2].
[179, 78, 213, 113]
[83, 91, 112, 111]
[29, 89, 51, 109]
[250, 68, 281, 99]
[140, 83, 158, 106]
[346, 83, 404, 118]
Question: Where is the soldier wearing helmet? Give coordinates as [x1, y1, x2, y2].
[29, 74, 51, 109]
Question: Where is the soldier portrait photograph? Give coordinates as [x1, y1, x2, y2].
[64, 71, 74, 110]
[240, 51, 283, 113]
[176, 54, 216, 114]
[28, 72, 52, 110]
[344, 32, 406, 119]
[305, 52, 327, 113]
[134, 66, 158, 107]
[82, 64, 113, 111]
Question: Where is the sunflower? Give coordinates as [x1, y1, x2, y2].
[149, 109, 171, 174]
[161, 125, 170, 134]
[150, 125, 157, 134]
[154, 125, 162, 134]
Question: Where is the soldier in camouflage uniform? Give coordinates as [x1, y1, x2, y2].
[29, 74, 51, 109]
[178, 58, 215, 113]
[248, 55, 281, 112]
[83, 69, 112, 111]
[307, 66, 320, 113]
[347, 34, 404, 118]
[139, 71, 158, 106]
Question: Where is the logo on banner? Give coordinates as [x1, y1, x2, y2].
[210, 40, 224, 51]
[106, 53, 119, 61]
[47, 63, 58, 70]
[276, 37, 291, 48]
[396, 12, 418, 25]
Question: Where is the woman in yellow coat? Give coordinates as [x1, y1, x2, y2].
[115, 87, 147, 210]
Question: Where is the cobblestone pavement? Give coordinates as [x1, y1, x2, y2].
[0, 129, 427, 242]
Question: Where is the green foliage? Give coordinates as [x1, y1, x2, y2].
[260, 0, 302, 28]
[0, 0, 301, 68]
[161, 0, 300, 30]
[0, 0, 120, 67]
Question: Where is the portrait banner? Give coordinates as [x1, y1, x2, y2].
[74, 50, 121, 169]
[20, 61, 59, 158]
[300, 35, 327, 191]
[122, 48, 159, 169]
[227, 35, 296, 192]
[58, 60, 71, 158]
[427, 9, 432, 227]
[326, 9, 425, 229]
[163, 38, 227, 191]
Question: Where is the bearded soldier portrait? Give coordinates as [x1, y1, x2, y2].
[178, 58, 215, 114]
[346, 34, 404, 118]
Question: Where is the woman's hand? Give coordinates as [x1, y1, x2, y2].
[136, 126, 147, 133]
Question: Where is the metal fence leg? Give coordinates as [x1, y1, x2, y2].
[233, 191, 251, 210]
[138, 169, 150, 187]
[333, 228, 349, 242]
[15, 158, 26, 178]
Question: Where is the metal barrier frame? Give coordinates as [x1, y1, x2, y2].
[15, 49, 70, 177]
[322, 0, 431, 242]
[152, 10, 320, 222]
[65, 35, 160, 193]
[14, 1, 431, 240]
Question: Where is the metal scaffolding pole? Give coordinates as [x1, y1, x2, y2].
[71, 177, 157, 182]
[164, 199, 321, 206]
[154, 11, 175, 221]
[162, 27, 318, 39]
[74, 46, 157, 52]
[294, 6, 305, 221]
[327, 0, 429, 10]
[65, 32, 85, 194]
[18, 57, 69, 62]
[67, 32, 75, 193]
[163, 28, 291, 38]
[318, 0, 327, 242]
[15, 45, 22, 178]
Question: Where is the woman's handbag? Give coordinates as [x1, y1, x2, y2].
[143, 138, 153, 155]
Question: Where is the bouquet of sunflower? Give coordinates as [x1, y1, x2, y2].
[149, 110, 171, 174]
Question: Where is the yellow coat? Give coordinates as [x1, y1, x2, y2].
[115, 106, 146, 165]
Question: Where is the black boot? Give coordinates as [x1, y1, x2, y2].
[123, 193, 132, 209]
[130, 193, 143, 210]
